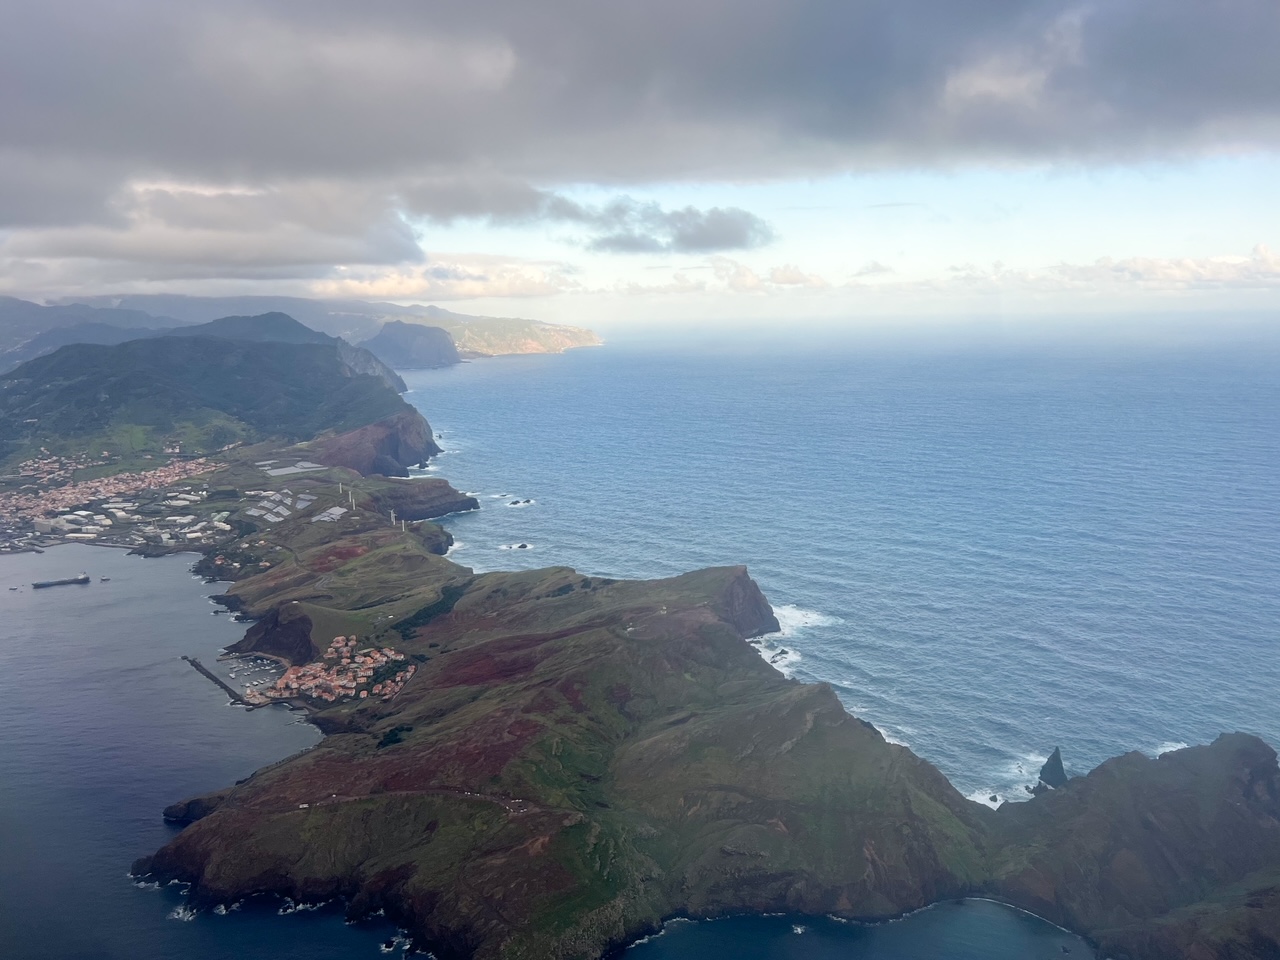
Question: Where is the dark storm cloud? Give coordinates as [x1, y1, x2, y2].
[395, 182, 772, 253]
[2, 0, 1278, 281]
[581, 204, 775, 254]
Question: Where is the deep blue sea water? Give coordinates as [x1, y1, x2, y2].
[0, 547, 399, 958]
[405, 332, 1280, 805]
[3, 328, 1276, 959]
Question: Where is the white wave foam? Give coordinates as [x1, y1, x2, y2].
[769, 604, 843, 639]
[1155, 740, 1189, 756]
[277, 898, 327, 915]
[792, 924, 807, 935]
[747, 638, 802, 677]
[965, 789, 1002, 809]
[965, 750, 1050, 807]
[168, 905, 197, 922]
[503, 499, 535, 508]
[133, 880, 160, 890]
[444, 540, 465, 557]
[878, 727, 912, 748]
[498, 543, 534, 551]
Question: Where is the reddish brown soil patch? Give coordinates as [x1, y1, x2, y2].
[521, 688, 561, 716]
[308, 544, 370, 573]
[375, 709, 545, 786]
[556, 677, 586, 713]
[432, 634, 560, 688]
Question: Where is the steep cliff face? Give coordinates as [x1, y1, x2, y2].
[363, 477, 479, 521]
[335, 339, 408, 392]
[134, 561, 991, 960]
[134, 528, 1280, 960]
[989, 733, 1280, 959]
[227, 603, 319, 665]
[309, 409, 442, 476]
[358, 321, 461, 370]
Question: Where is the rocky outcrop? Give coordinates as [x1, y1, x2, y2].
[1039, 746, 1068, 788]
[335, 339, 407, 392]
[364, 477, 478, 522]
[310, 409, 441, 476]
[137, 513, 1280, 960]
[709, 564, 782, 638]
[226, 603, 318, 665]
[163, 789, 232, 825]
[990, 734, 1280, 959]
[357, 321, 461, 370]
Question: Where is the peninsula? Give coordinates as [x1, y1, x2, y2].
[3, 332, 1273, 960]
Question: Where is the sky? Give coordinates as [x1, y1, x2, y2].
[2, 0, 1280, 327]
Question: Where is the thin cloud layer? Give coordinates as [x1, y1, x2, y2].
[2, 0, 1278, 296]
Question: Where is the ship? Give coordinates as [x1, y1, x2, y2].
[32, 572, 91, 589]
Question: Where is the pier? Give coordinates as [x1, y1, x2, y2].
[182, 655, 245, 704]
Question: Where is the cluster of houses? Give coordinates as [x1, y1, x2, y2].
[0, 457, 221, 551]
[244, 636, 416, 706]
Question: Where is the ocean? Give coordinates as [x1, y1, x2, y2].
[406, 331, 1280, 806]
[0, 547, 399, 958]
[2, 327, 1276, 958]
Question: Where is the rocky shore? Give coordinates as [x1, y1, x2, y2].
[130, 443, 1280, 960]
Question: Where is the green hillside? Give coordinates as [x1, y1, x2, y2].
[0, 336, 412, 468]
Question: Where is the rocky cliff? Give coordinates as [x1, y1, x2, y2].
[308, 409, 443, 477]
[990, 734, 1280, 959]
[358, 321, 461, 370]
[133, 516, 1280, 959]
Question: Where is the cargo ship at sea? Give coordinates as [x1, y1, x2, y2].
[32, 572, 91, 589]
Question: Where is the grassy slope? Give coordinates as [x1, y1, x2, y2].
[0, 337, 409, 466]
[140, 498, 1280, 960]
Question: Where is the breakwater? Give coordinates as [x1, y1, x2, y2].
[181, 656, 244, 704]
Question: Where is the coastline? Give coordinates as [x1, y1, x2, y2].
[17, 545, 1091, 956]
[125, 449, 1280, 960]
[5, 363, 1276, 959]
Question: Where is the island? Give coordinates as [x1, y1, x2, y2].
[1, 331, 1274, 960]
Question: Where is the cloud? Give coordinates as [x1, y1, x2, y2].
[312, 255, 581, 300]
[580, 202, 773, 253]
[846, 244, 1280, 298]
[1049, 244, 1280, 290]
[5, 2, 1279, 197]
[3, 1, 1279, 294]
[397, 181, 774, 253]
[619, 257, 831, 295]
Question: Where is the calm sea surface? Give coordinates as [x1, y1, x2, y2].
[406, 333, 1280, 808]
[5, 329, 1276, 958]
[0, 547, 398, 958]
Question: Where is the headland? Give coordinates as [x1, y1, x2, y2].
[2, 334, 1275, 960]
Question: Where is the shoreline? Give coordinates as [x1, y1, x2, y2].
[8, 425, 1274, 959]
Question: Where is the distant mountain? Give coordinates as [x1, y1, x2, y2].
[0, 296, 187, 357]
[164, 311, 333, 344]
[162, 312, 407, 393]
[357, 321, 460, 370]
[61, 294, 602, 356]
[0, 309, 406, 393]
[1, 320, 167, 368]
[406, 305, 601, 358]
[0, 337, 431, 469]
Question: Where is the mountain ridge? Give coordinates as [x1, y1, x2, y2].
[0, 336, 433, 472]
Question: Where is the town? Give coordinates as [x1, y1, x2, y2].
[0, 451, 369, 555]
[0, 453, 219, 553]
[242, 636, 416, 706]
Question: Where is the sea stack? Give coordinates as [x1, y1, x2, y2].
[1039, 746, 1068, 789]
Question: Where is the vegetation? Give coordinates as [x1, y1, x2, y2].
[0, 336, 413, 467]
